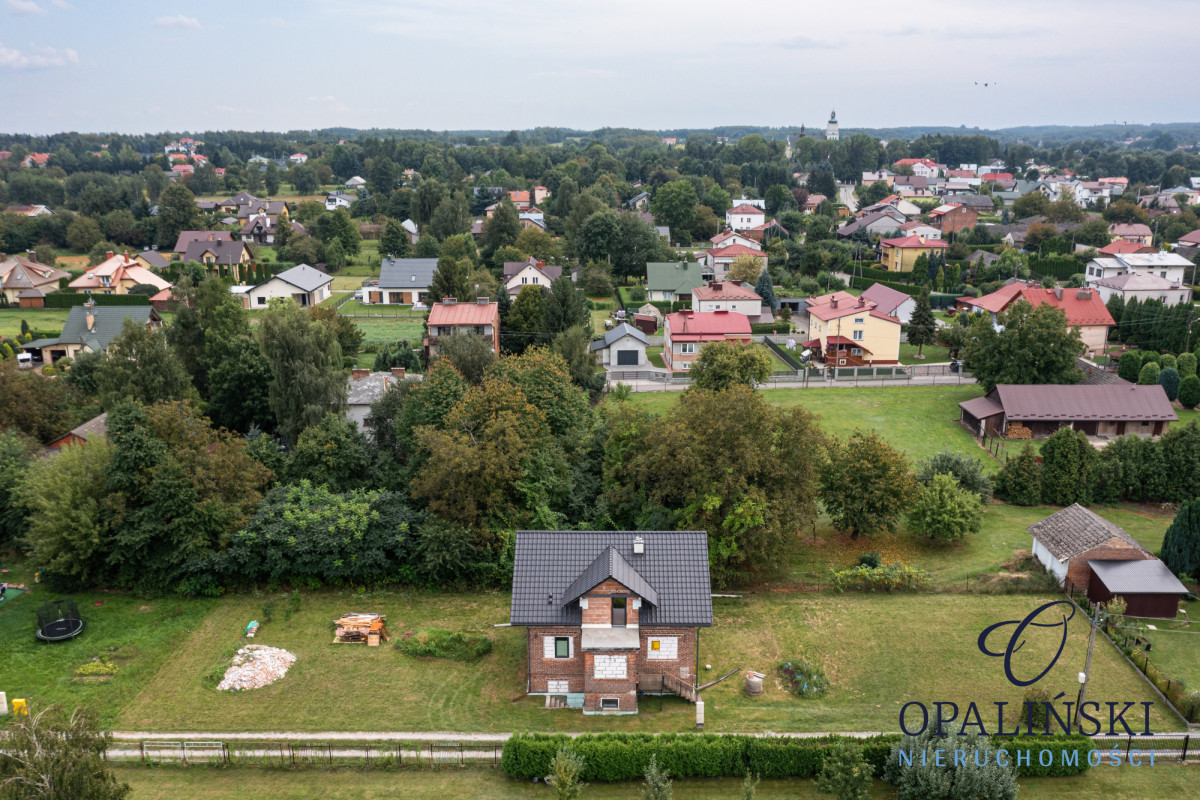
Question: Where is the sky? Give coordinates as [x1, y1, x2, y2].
[1, 0, 1195, 135]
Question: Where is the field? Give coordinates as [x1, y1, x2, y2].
[86, 590, 1180, 734]
[0, 307, 72, 338]
[352, 318, 426, 346]
[111, 763, 1200, 800]
[898, 341, 951, 363]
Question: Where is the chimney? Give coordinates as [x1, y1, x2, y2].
[476, 296, 489, 305]
[105, 251, 114, 262]
[858, 296, 866, 307]
[714, 283, 723, 292]
[443, 297, 457, 305]
[830, 297, 839, 309]
[1076, 288, 1092, 300]
[351, 368, 370, 380]
[26, 249, 35, 261]
[391, 367, 406, 378]
[84, 297, 96, 332]
[1054, 286, 1064, 300]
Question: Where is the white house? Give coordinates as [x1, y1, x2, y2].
[729, 197, 766, 210]
[1084, 252, 1191, 288]
[503, 259, 563, 297]
[289, 153, 308, 164]
[1091, 272, 1191, 308]
[710, 230, 761, 250]
[241, 264, 332, 308]
[368, 257, 437, 305]
[724, 203, 766, 231]
[345, 176, 367, 189]
[590, 323, 649, 368]
[325, 192, 355, 211]
[1073, 182, 1111, 207]
[701, 244, 766, 282]
[691, 282, 764, 318]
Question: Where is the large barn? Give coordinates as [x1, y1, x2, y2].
[959, 384, 1177, 440]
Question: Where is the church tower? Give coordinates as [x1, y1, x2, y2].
[826, 110, 839, 142]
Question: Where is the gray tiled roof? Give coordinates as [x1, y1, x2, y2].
[590, 323, 648, 351]
[563, 547, 660, 607]
[510, 531, 712, 627]
[269, 264, 331, 293]
[379, 257, 438, 290]
[1027, 504, 1148, 561]
[1087, 559, 1187, 595]
[25, 305, 157, 351]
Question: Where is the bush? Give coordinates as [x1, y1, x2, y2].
[74, 658, 120, 677]
[1117, 351, 1142, 382]
[1179, 375, 1200, 409]
[915, 450, 994, 501]
[856, 551, 881, 569]
[1176, 352, 1197, 379]
[396, 628, 493, 661]
[828, 561, 929, 592]
[780, 659, 829, 698]
[906, 473, 983, 542]
[1159, 366, 1181, 401]
[995, 442, 1042, 505]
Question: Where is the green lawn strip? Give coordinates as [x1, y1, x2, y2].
[625, 385, 992, 465]
[0, 558, 217, 729]
[645, 346, 665, 368]
[353, 318, 425, 346]
[110, 764, 1200, 800]
[1140, 621, 1200, 692]
[111, 592, 1179, 734]
[338, 298, 419, 316]
[899, 341, 951, 364]
[0, 308, 72, 338]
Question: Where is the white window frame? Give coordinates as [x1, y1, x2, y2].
[853, 317, 865, 324]
[852, 330, 864, 341]
[601, 698, 620, 710]
[680, 342, 696, 354]
[545, 635, 573, 660]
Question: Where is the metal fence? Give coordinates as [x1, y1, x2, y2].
[118, 739, 505, 769]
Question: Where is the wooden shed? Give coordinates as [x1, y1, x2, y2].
[1087, 559, 1187, 619]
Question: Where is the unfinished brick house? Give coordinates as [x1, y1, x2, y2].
[509, 531, 712, 714]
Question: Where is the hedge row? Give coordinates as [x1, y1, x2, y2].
[500, 732, 1090, 781]
[751, 321, 792, 334]
[44, 293, 150, 308]
[855, 264, 912, 284]
[1028, 255, 1085, 280]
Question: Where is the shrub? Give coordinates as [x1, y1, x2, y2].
[815, 741, 873, 800]
[396, 628, 493, 661]
[915, 450, 994, 501]
[906, 473, 984, 542]
[995, 442, 1042, 504]
[780, 659, 829, 698]
[856, 551, 881, 569]
[549, 748, 587, 800]
[1159, 366, 1181, 401]
[1179, 375, 1200, 409]
[1177, 352, 1197, 379]
[1159, 353, 1177, 371]
[74, 658, 120, 677]
[1117, 351, 1142, 382]
[828, 561, 929, 592]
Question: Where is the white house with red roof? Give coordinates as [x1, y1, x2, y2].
[893, 158, 940, 179]
[424, 297, 501, 358]
[725, 203, 765, 231]
[289, 153, 308, 164]
[661, 310, 751, 371]
[691, 282, 772, 323]
[700, 244, 767, 282]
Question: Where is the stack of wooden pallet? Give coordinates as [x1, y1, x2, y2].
[333, 613, 390, 646]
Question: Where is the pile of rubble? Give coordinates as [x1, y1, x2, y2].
[216, 645, 296, 691]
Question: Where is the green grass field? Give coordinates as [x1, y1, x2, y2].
[0, 308, 72, 338]
[109, 764, 1200, 800]
[353, 318, 425, 346]
[338, 299, 418, 316]
[625, 384, 991, 465]
[899, 341, 951, 364]
[97, 590, 1181, 734]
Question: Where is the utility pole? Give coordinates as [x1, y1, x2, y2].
[1074, 604, 1102, 729]
[1186, 261, 1199, 353]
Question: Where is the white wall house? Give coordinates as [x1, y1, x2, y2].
[505, 263, 556, 296]
[590, 323, 649, 367]
[1084, 253, 1190, 288]
[724, 203, 765, 231]
[691, 282, 763, 317]
[243, 264, 332, 308]
[325, 192, 354, 211]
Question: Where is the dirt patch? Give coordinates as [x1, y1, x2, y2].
[138, 605, 154, 612]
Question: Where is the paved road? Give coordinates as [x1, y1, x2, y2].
[837, 183, 858, 212]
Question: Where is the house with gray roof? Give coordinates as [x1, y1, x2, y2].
[21, 301, 162, 363]
[510, 530, 712, 714]
[241, 263, 332, 308]
[590, 323, 649, 368]
[370, 257, 439, 305]
[646, 261, 706, 302]
[344, 367, 418, 433]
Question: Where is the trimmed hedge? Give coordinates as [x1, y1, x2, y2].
[855, 264, 912, 284]
[500, 732, 1090, 781]
[1028, 255, 1085, 280]
[751, 321, 792, 334]
[44, 293, 150, 308]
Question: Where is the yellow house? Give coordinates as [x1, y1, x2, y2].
[803, 293, 902, 365]
[879, 234, 948, 272]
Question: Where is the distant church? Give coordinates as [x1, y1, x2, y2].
[826, 110, 839, 142]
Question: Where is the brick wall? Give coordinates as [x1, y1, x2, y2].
[1066, 540, 1153, 591]
[635, 626, 696, 681]
[581, 579, 640, 625]
[527, 626, 584, 693]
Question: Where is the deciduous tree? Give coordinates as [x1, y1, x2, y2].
[962, 302, 1086, 393]
[95, 318, 195, 409]
[689, 341, 772, 391]
[649, 180, 697, 232]
[0, 706, 130, 800]
[257, 299, 346, 445]
[907, 473, 983, 542]
[819, 430, 918, 539]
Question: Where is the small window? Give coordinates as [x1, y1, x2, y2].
[852, 330, 864, 341]
[851, 348, 863, 356]
[853, 317, 865, 324]
[601, 698, 619, 710]
[257, 297, 266, 305]
[554, 637, 570, 659]
[681, 343, 696, 354]
[650, 640, 660, 651]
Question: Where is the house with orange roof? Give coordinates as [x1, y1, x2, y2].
[929, 203, 977, 235]
[1096, 240, 1155, 256]
[724, 203, 765, 231]
[424, 296, 500, 358]
[508, 190, 532, 210]
[21, 153, 51, 168]
[700, 244, 766, 282]
[879, 235, 948, 272]
[959, 283, 1114, 354]
[802, 292, 902, 366]
[661, 310, 751, 371]
[68, 251, 173, 297]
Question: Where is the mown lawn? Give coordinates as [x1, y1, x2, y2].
[109, 592, 1179, 734]
[0, 308, 72, 338]
[898, 341, 951, 364]
[112, 763, 1200, 800]
[339, 298, 418, 316]
[353, 318, 425, 346]
[0, 560, 218, 729]
[1141, 620, 1200, 692]
[625, 384, 992, 465]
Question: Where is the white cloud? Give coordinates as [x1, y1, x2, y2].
[0, 42, 78, 69]
[153, 14, 200, 29]
[5, 0, 46, 15]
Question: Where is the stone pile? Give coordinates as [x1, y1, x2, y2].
[216, 645, 296, 691]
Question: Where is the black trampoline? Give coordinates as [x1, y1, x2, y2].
[35, 598, 85, 642]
